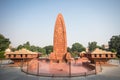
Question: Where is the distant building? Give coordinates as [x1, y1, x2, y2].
[85, 48, 116, 64]
[102, 44, 109, 49]
[78, 51, 90, 63]
[4, 48, 41, 65]
[79, 51, 86, 57]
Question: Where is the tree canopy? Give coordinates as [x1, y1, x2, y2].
[108, 35, 120, 57]
[71, 43, 85, 53]
[1, 33, 119, 58]
[43, 45, 53, 55]
[88, 41, 97, 51]
[16, 42, 46, 54]
[0, 34, 11, 58]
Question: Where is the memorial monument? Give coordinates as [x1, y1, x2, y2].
[20, 13, 95, 77]
[49, 13, 71, 63]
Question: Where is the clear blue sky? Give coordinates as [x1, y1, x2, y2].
[0, 0, 120, 48]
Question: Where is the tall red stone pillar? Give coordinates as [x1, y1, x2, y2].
[49, 13, 71, 63]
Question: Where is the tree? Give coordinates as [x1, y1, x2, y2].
[30, 45, 37, 52]
[43, 45, 53, 55]
[17, 42, 46, 55]
[88, 41, 97, 51]
[23, 41, 30, 50]
[17, 45, 23, 50]
[67, 47, 72, 53]
[108, 35, 120, 57]
[11, 48, 17, 52]
[17, 41, 31, 50]
[38, 48, 46, 54]
[71, 43, 85, 57]
[0, 34, 11, 58]
[35, 46, 46, 54]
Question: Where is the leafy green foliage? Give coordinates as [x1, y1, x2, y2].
[0, 34, 11, 52]
[0, 51, 5, 58]
[16, 41, 46, 54]
[43, 45, 53, 55]
[17, 42, 30, 50]
[71, 42, 85, 57]
[17, 45, 23, 50]
[67, 47, 72, 53]
[0, 34, 11, 58]
[109, 35, 120, 57]
[71, 43, 85, 52]
[88, 41, 97, 51]
[30, 46, 46, 54]
[11, 48, 17, 52]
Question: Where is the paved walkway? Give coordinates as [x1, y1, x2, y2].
[0, 65, 120, 80]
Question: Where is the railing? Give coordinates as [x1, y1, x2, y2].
[0, 58, 97, 77]
[21, 68, 96, 77]
[21, 58, 96, 77]
[1, 58, 120, 77]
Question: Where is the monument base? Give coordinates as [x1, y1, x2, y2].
[49, 52, 71, 63]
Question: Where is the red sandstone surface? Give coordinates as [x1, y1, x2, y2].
[49, 13, 71, 62]
[22, 59, 90, 75]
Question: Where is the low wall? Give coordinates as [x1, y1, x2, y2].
[21, 59, 96, 77]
